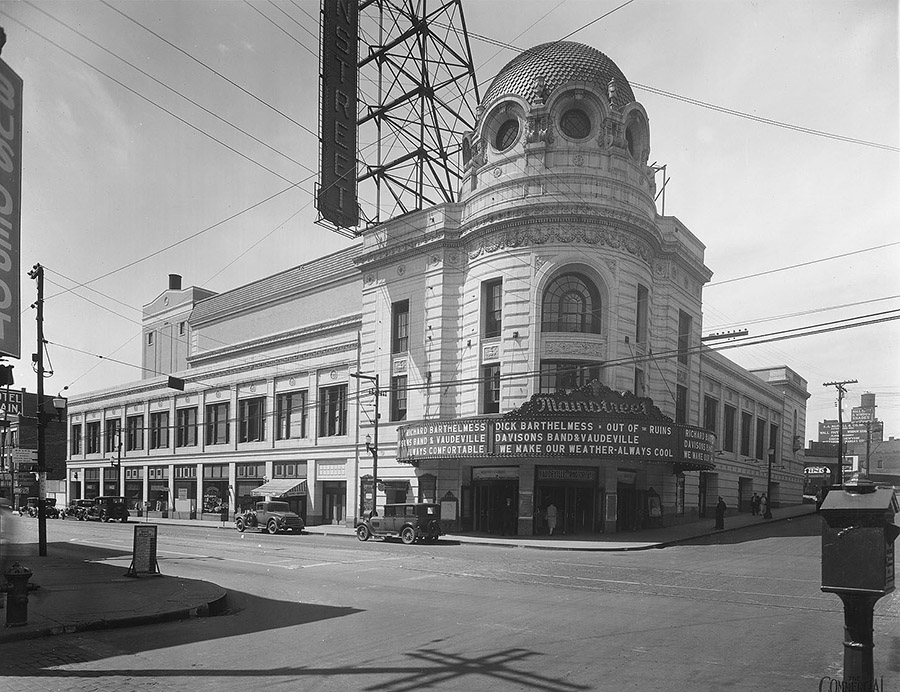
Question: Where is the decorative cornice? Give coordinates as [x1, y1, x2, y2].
[71, 340, 359, 409]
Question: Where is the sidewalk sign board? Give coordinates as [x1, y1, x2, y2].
[125, 524, 161, 578]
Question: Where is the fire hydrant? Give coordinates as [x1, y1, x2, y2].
[1, 562, 39, 627]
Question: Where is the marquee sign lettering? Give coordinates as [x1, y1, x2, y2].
[398, 384, 715, 469]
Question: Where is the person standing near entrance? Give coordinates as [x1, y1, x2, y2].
[750, 493, 760, 516]
[546, 500, 558, 536]
[715, 496, 726, 530]
[502, 497, 516, 535]
[759, 493, 768, 518]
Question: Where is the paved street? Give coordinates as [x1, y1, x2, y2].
[1, 515, 897, 692]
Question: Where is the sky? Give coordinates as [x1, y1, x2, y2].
[0, 0, 896, 440]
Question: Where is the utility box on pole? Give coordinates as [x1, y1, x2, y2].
[821, 483, 898, 596]
[820, 480, 899, 691]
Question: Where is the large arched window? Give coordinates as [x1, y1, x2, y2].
[541, 273, 602, 333]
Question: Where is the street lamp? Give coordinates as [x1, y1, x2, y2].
[351, 372, 380, 517]
[765, 448, 775, 519]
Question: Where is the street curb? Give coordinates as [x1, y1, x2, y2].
[308, 510, 818, 551]
[657, 509, 818, 548]
[0, 588, 229, 644]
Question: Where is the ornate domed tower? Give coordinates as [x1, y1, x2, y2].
[452, 41, 710, 419]
[461, 41, 655, 219]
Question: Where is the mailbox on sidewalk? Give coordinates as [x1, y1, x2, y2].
[820, 482, 899, 596]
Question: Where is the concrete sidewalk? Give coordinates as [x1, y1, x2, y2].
[0, 504, 817, 643]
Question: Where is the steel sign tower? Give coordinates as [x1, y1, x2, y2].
[317, 0, 480, 234]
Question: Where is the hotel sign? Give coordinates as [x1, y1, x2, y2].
[317, 0, 358, 228]
[0, 57, 22, 359]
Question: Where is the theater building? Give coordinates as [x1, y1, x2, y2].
[64, 41, 807, 533]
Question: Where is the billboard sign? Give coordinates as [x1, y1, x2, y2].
[0, 57, 22, 358]
[318, 0, 359, 228]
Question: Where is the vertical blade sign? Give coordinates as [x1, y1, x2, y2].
[0, 57, 21, 359]
[318, 0, 359, 228]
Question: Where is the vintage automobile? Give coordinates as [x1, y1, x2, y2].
[24, 497, 60, 519]
[85, 496, 130, 523]
[62, 499, 95, 520]
[235, 501, 305, 534]
[356, 502, 442, 544]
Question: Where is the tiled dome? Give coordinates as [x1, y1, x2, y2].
[482, 41, 634, 108]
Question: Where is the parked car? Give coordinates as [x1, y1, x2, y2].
[62, 499, 95, 520]
[356, 502, 442, 544]
[24, 497, 59, 518]
[85, 496, 130, 523]
[235, 501, 304, 534]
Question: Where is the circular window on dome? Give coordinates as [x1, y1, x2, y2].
[560, 108, 592, 140]
[494, 119, 520, 152]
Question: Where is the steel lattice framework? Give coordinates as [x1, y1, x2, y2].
[354, 0, 480, 229]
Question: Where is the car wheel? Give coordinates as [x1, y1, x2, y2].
[267, 520, 279, 535]
[236, 518, 245, 532]
[100, 511, 108, 523]
[356, 524, 370, 541]
[400, 526, 416, 545]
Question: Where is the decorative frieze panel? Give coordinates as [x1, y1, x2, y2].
[317, 462, 347, 479]
[542, 337, 606, 359]
[392, 357, 408, 374]
[468, 220, 653, 264]
[482, 342, 500, 363]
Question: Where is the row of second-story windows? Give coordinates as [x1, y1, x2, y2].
[703, 395, 780, 461]
[70, 385, 347, 456]
[480, 361, 609, 416]
[384, 273, 660, 417]
[392, 274, 655, 352]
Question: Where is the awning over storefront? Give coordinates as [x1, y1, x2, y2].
[250, 479, 307, 497]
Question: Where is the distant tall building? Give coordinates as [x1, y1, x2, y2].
[817, 392, 884, 445]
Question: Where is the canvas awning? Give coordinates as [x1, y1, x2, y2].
[250, 479, 307, 497]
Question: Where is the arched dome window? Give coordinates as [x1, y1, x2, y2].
[541, 273, 602, 333]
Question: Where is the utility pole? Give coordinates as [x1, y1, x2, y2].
[27, 263, 48, 557]
[824, 380, 858, 486]
[351, 371, 380, 517]
[865, 421, 871, 480]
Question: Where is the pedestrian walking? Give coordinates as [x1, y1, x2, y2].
[750, 493, 760, 516]
[546, 501, 558, 536]
[759, 493, 768, 518]
[715, 496, 726, 530]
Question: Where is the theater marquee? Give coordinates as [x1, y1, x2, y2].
[398, 385, 716, 469]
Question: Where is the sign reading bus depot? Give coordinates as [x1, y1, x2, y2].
[398, 386, 716, 468]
